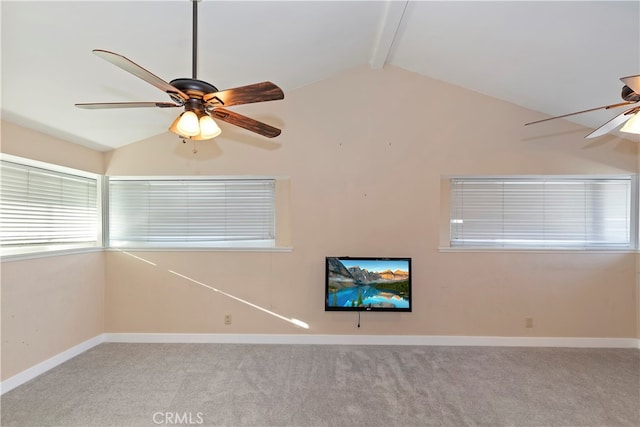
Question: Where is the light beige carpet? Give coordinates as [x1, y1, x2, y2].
[1, 343, 638, 426]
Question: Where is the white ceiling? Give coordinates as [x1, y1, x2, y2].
[2, 1, 639, 151]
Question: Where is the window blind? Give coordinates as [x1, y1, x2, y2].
[108, 178, 275, 247]
[450, 177, 632, 248]
[0, 160, 99, 251]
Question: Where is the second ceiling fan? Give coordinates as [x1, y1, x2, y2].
[76, 0, 284, 140]
[525, 75, 640, 138]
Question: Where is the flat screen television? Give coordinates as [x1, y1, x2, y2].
[325, 257, 412, 312]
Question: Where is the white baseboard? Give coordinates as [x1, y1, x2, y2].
[104, 333, 640, 348]
[3, 333, 638, 394]
[1, 334, 105, 395]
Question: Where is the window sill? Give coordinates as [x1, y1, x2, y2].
[1, 245, 294, 262]
[1, 247, 104, 262]
[106, 246, 293, 253]
[438, 246, 637, 254]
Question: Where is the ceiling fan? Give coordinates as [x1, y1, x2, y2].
[525, 75, 640, 138]
[76, 0, 284, 140]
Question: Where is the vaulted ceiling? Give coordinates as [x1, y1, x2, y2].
[2, 1, 639, 151]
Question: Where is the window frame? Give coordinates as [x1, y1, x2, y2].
[105, 175, 278, 250]
[0, 154, 103, 259]
[444, 174, 638, 252]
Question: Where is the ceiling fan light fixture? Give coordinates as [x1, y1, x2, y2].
[620, 112, 640, 135]
[199, 114, 221, 139]
[169, 111, 222, 140]
[176, 110, 200, 136]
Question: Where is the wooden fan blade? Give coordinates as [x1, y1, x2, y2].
[585, 107, 639, 139]
[211, 108, 281, 138]
[621, 75, 640, 94]
[525, 101, 634, 126]
[204, 82, 284, 107]
[93, 49, 189, 102]
[75, 102, 181, 109]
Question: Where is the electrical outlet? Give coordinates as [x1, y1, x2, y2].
[224, 314, 232, 325]
[525, 317, 533, 328]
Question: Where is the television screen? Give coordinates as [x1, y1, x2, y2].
[325, 257, 411, 312]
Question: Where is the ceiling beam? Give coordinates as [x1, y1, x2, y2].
[369, 0, 409, 70]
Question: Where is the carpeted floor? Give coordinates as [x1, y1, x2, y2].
[1, 343, 638, 426]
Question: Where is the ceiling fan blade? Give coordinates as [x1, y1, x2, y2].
[621, 75, 640, 94]
[75, 102, 181, 109]
[525, 101, 635, 126]
[211, 108, 281, 138]
[204, 82, 284, 107]
[92, 49, 189, 102]
[585, 107, 639, 139]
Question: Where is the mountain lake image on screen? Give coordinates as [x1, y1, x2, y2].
[325, 257, 411, 311]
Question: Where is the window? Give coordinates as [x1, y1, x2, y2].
[0, 158, 101, 256]
[450, 177, 634, 249]
[108, 178, 276, 248]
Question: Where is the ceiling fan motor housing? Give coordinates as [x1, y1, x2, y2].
[169, 78, 219, 107]
[621, 85, 640, 102]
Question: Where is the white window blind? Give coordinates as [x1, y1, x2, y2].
[450, 177, 632, 249]
[108, 178, 275, 248]
[0, 160, 100, 254]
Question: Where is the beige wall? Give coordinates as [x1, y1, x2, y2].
[0, 120, 104, 174]
[1, 252, 105, 380]
[1, 65, 638, 383]
[1, 121, 107, 380]
[104, 65, 638, 338]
